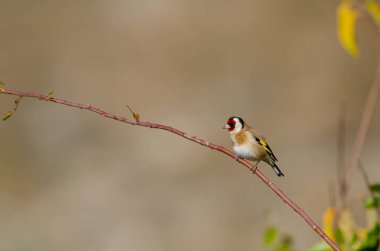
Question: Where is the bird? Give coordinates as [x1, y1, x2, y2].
[223, 116, 284, 177]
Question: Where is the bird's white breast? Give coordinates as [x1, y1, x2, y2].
[233, 143, 259, 160]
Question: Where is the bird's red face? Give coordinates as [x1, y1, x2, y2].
[223, 116, 244, 133]
[223, 119, 236, 132]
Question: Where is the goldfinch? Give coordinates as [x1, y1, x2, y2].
[223, 116, 284, 177]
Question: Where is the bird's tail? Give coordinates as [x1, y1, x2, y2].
[272, 163, 285, 177]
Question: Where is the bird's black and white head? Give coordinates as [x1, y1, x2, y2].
[223, 116, 245, 133]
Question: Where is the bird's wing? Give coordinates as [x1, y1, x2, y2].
[250, 129, 278, 162]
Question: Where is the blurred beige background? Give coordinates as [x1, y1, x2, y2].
[0, 0, 379, 250]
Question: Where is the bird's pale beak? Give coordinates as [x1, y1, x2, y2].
[222, 124, 230, 129]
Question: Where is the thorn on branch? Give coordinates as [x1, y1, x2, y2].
[0, 81, 4, 92]
[126, 105, 140, 122]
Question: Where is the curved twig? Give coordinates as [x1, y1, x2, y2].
[0, 88, 340, 251]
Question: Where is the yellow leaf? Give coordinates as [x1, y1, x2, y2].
[338, 209, 356, 242]
[337, 1, 360, 57]
[365, 208, 379, 229]
[356, 227, 368, 240]
[323, 207, 336, 240]
[366, 0, 380, 30]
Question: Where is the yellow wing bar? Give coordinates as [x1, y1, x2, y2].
[255, 137, 278, 162]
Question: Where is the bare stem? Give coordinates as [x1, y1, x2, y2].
[337, 103, 346, 205]
[343, 62, 380, 201]
[0, 88, 340, 251]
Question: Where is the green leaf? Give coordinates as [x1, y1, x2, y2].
[264, 226, 278, 247]
[336, 227, 345, 246]
[351, 232, 359, 246]
[358, 224, 380, 251]
[276, 236, 292, 251]
[369, 183, 380, 193]
[372, 224, 380, 236]
[337, 0, 360, 57]
[364, 196, 380, 208]
[309, 241, 331, 251]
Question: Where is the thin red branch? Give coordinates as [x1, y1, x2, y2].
[0, 88, 340, 251]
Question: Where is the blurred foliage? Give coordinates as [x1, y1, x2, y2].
[369, 185, 380, 193]
[292, 2, 380, 249]
[337, 0, 380, 57]
[364, 196, 380, 209]
[337, 0, 359, 57]
[263, 183, 380, 251]
[319, 180, 380, 251]
[366, 0, 380, 30]
[263, 226, 294, 251]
